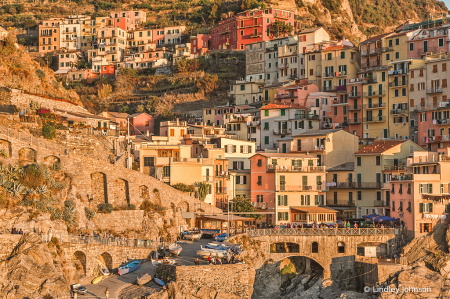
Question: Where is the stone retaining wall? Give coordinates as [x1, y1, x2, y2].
[158, 264, 255, 298]
[10, 90, 88, 114]
[93, 210, 146, 233]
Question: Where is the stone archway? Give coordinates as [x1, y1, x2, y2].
[140, 185, 149, 200]
[73, 251, 87, 275]
[91, 172, 107, 206]
[0, 139, 12, 157]
[111, 179, 130, 206]
[43, 155, 60, 170]
[18, 148, 36, 165]
[177, 201, 189, 213]
[98, 252, 113, 270]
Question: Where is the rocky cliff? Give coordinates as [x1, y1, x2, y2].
[0, 233, 72, 298]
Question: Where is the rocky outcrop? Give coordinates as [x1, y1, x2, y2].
[0, 232, 70, 298]
[145, 282, 242, 299]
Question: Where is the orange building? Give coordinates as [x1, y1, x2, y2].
[38, 18, 63, 53]
[250, 152, 334, 226]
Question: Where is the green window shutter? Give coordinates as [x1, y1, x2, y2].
[301, 195, 304, 205]
[315, 195, 318, 205]
[285, 195, 288, 206]
[429, 203, 433, 213]
[307, 195, 310, 205]
[419, 203, 423, 213]
[285, 212, 288, 221]
[429, 184, 433, 194]
[299, 160, 302, 167]
[382, 72, 385, 82]
[265, 136, 269, 144]
[272, 159, 277, 165]
[281, 109, 285, 116]
[292, 160, 295, 166]
[278, 195, 281, 206]
[265, 110, 269, 116]
[295, 121, 297, 129]
[278, 212, 281, 220]
[392, 201, 395, 211]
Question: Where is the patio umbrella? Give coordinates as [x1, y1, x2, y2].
[362, 214, 379, 220]
[373, 216, 396, 222]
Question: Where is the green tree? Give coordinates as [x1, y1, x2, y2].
[118, 105, 130, 113]
[232, 196, 263, 219]
[44, 52, 53, 67]
[135, 104, 145, 113]
[42, 123, 56, 140]
[196, 182, 210, 201]
[269, 20, 294, 37]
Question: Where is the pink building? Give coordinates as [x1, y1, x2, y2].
[127, 112, 154, 135]
[416, 107, 450, 151]
[407, 26, 448, 59]
[213, 105, 249, 127]
[304, 92, 334, 130]
[390, 149, 450, 238]
[273, 80, 320, 105]
[101, 65, 115, 78]
[110, 11, 146, 30]
[209, 8, 294, 51]
[190, 34, 209, 57]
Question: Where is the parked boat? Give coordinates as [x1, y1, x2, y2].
[214, 233, 227, 242]
[91, 276, 103, 284]
[154, 277, 166, 287]
[197, 248, 228, 258]
[137, 272, 152, 286]
[183, 232, 202, 241]
[151, 258, 175, 266]
[98, 265, 110, 276]
[168, 243, 182, 256]
[71, 284, 87, 295]
[118, 260, 141, 275]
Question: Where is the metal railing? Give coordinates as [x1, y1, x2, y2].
[267, 165, 326, 173]
[245, 228, 398, 237]
[363, 116, 386, 122]
[363, 102, 386, 109]
[373, 200, 389, 207]
[276, 185, 328, 192]
[35, 232, 162, 249]
[328, 182, 383, 188]
[348, 92, 362, 98]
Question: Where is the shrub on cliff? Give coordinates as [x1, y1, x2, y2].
[173, 183, 195, 193]
[99, 203, 114, 214]
[84, 207, 96, 220]
[64, 200, 75, 209]
[140, 200, 166, 215]
[42, 123, 56, 140]
[21, 164, 46, 189]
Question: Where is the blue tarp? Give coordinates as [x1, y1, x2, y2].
[362, 214, 379, 220]
[373, 216, 396, 222]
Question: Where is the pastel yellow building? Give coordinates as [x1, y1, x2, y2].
[325, 162, 356, 220]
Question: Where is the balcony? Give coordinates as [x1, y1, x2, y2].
[250, 32, 262, 38]
[390, 108, 408, 115]
[426, 87, 443, 94]
[348, 92, 362, 98]
[315, 71, 322, 76]
[332, 98, 348, 105]
[388, 69, 407, 76]
[390, 174, 413, 181]
[361, 47, 383, 56]
[267, 165, 326, 173]
[383, 164, 407, 171]
[336, 85, 347, 94]
[323, 85, 336, 92]
[215, 187, 227, 194]
[216, 171, 230, 179]
[363, 116, 386, 123]
[278, 63, 289, 69]
[348, 118, 362, 124]
[374, 200, 390, 207]
[388, 81, 407, 88]
[364, 61, 382, 69]
[323, 72, 335, 78]
[329, 182, 383, 188]
[276, 185, 328, 192]
[348, 105, 361, 111]
[275, 93, 295, 100]
[253, 202, 267, 209]
[273, 128, 291, 135]
[418, 47, 439, 55]
[363, 102, 386, 109]
[293, 114, 320, 120]
[363, 90, 386, 97]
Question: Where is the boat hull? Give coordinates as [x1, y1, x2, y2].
[197, 250, 227, 258]
[184, 234, 201, 241]
[169, 249, 182, 256]
[154, 278, 166, 287]
[118, 261, 141, 275]
[91, 276, 103, 284]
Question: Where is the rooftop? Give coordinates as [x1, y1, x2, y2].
[360, 33, 393, 44]
[290, 206, 337, 214]
[354, 140, 407, 155]
[293, 129, 341, 138]
[103, 112, 129, 118]
[252, 152, 317, 159]
[328, 162, 355, 171]
[299, 27, 322, 34]
[260, 103, 307, 110]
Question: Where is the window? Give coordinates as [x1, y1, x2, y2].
[338, 242, 345, 253]
[409, 43, 414, 51]
[278, 212, 289, 221]
[265, 110, 269, 117]
[143, 157, 155, 167]
[278, 195, 288, 206]
[240, 84, 245, 91]
[420, 203, 433, 213]
[356, 157, 361, 166]
[340, 51, 345, 59]
[439, 38, 444, 47]
[395, 52, 399, 59]
[311, 242, 318, 253]
[357, 191, 362, 200]
[281, 109, 285, 116]
[264, 136, 269, 144]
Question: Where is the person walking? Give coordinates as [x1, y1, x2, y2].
[194, 258, 200, 265]
[104, 287, 109, 299]
[208, 253, 212, 264]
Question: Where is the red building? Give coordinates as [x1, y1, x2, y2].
[100, 65, 115, 78]
[208, 8, 295, 51]
[190, 34, 209, 57]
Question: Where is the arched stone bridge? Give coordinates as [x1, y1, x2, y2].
[238, 228, 399, 279]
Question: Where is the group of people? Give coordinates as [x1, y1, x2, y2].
[201, 252, 241, 265]
[10, 227, 23, 234]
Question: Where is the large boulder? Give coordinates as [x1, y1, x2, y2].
[0, 232, 70, 298]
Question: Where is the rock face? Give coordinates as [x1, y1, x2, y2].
[0, 233, 70, 298]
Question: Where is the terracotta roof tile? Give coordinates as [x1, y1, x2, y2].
[260, 103, 307, 110]
[354, 140, 407, 155]
[360, 33, 393, 44]
[290, 206, 337, 213]
[322, 45, 352, 52]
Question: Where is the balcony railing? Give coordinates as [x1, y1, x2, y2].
[348, 118, 362, 124]
[363, 116, 386, 122]
[348, 92, 362, 98]
[293, 114, 320, 120]
[426, 88, 443, 94]
[388, 81, 407, 88]
[383, 164, 407, 171]
[323, 85, 336, 92]
[276, 185, 328, 192]
[278, 63, 289, 69]
[324, 72, 335, 78]
[390, 174, 413, 181]
[245, 228, 399, 237]
[388, 69, 407, 76]
[363, 102, 386, 109]
[390, 109, 408, 115]
[267, 165, 326, 173]
[364, 61, 382, 68]
[215, 187, 227, 194]
[348, 105, 361, 111]
[253, 202, 267, 209]
[273, 128, 291, 134]
[328, 182, 383, 188]
[374, 200, 389, 207]
[363, 90, 386, 97]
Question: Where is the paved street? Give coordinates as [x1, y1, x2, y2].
[81, 237, 218, 298]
